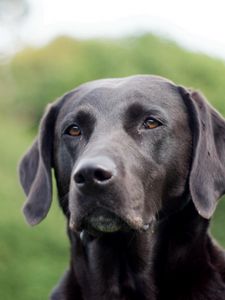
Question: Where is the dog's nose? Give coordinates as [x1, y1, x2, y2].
[73, 157, 116, 187]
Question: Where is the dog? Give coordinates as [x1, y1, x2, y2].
[19, 75, 225, 299]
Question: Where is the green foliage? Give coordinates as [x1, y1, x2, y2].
[0, 115, 68, 299]
[1, 33, 225, 299]
[1, 34, 225, 124]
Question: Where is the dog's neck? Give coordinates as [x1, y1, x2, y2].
[68, 228, 156, 300]
[56, 200, 225, 300]
[153, 200, 225, 299]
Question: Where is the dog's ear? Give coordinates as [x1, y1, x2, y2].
[19, 103, 59, 226]
[179, 87, 225, 219]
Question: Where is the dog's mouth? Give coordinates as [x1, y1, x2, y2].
[70, 207, 152, 236]
[80, 208, 130, 235]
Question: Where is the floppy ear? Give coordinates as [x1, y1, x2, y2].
[179, 87, 225, 219]
[19, 103, 59, 226]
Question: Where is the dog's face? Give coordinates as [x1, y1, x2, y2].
[19, 75, 225, 233]
[53, 76, 192, 234]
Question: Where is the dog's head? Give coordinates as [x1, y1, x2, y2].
[19, 75, 225, 235]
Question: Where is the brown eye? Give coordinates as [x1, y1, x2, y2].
[143, 118, 162, 129]
[65, 125, 81, 136]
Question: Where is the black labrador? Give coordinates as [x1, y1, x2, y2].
[19, 75, 225, 300]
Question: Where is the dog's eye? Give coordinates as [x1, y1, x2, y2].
[65, 124, 81, 137]
[143, 117, 162, 129]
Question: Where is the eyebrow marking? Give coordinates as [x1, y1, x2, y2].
[125, 103, 168, 122]
[126, 103, 147, 119]
[60, 106, 96, 133]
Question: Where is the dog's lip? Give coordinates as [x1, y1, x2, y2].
[70, 207, 152, 234]
[79, 208, 129, 234]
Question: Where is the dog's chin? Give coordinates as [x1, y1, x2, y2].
[70, 207, 152, 236]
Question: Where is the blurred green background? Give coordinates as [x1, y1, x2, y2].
[1, 33, 225, 300]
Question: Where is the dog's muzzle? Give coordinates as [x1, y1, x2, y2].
[70, 156, 151, 235]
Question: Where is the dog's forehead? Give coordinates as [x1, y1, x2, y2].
[57, 76, 187, 119]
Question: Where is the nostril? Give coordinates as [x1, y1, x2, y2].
[74, 172, 85, 184]
[94, 168, 113, 182]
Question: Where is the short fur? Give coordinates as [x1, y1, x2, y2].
[19, 75, 225, 299]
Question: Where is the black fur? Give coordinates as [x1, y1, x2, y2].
[19, 75, 225, 299]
